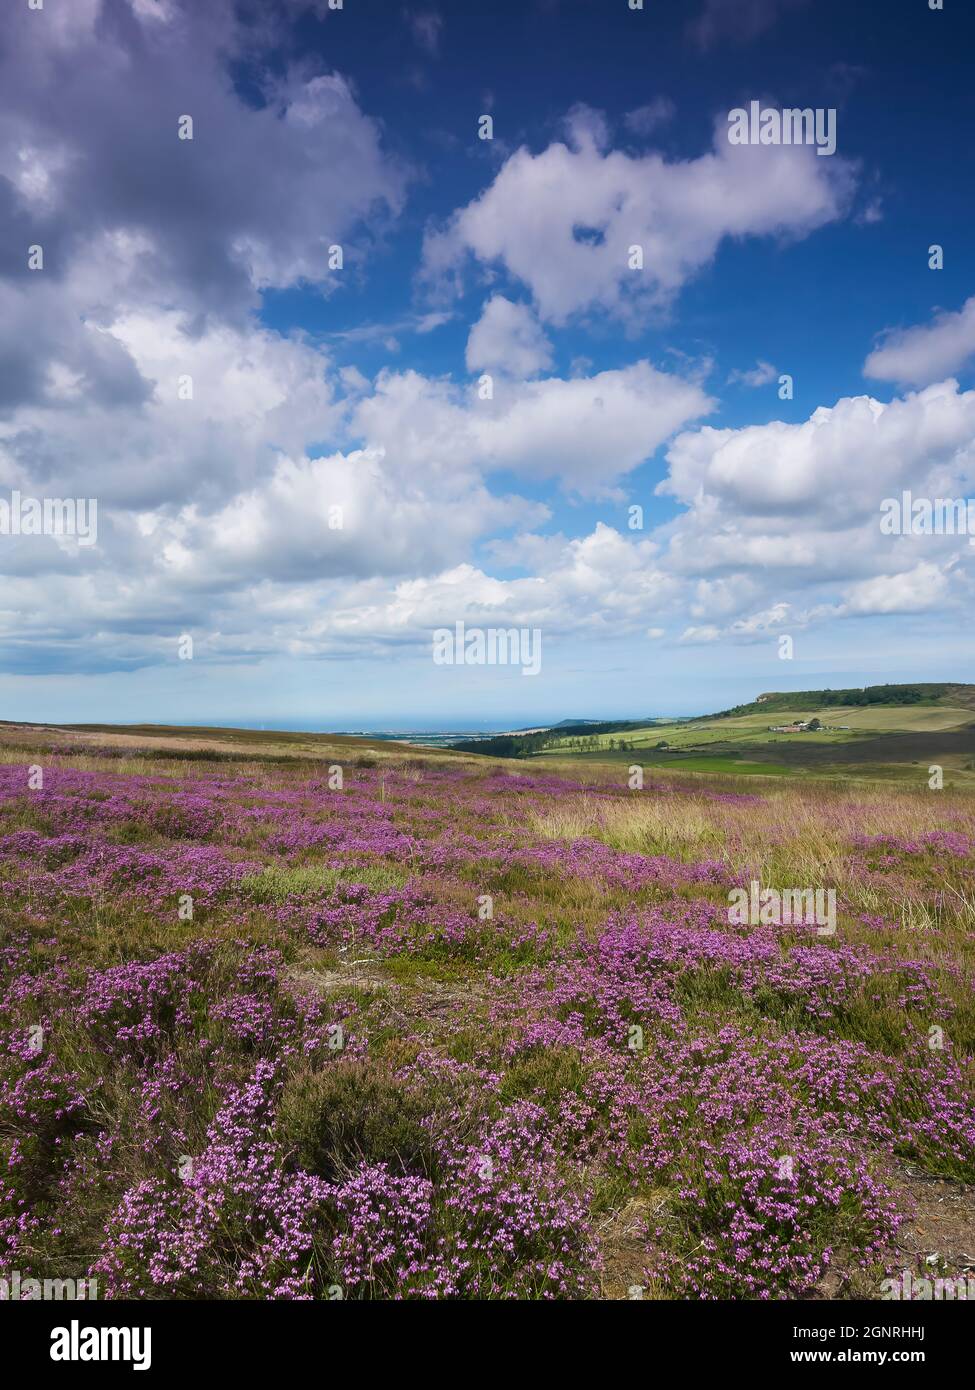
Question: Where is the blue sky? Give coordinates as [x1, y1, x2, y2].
[1, 0, 974, 728]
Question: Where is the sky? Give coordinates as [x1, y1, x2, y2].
[1, 0, 974, 729]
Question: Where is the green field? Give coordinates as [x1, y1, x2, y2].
[534, 691, 975, 787]
[539, 704, 975, 756]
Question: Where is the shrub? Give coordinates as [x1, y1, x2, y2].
[276, 1061, 440, 1181]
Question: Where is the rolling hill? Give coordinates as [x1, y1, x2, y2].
[453, 684, 975, 785]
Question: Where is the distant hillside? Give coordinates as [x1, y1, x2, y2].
[449, 683, 975, 774]
[707, 683, 975, 720]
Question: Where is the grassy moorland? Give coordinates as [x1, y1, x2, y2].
[1, 723, 974, 1299]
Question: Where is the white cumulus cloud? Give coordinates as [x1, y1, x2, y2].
[865, 297, 975, 386]
[423, 109, 854, 325]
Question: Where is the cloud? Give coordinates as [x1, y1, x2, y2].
[0, 305, 347, 513]
[422, 110, 855, 325]
[465, 296, 554, 378]
[678, 601, 811, 646]
[286, 523, 681, 649]
[864, 297, 975, 386]
[1, 304, 710, 672]
[353, 362, 714, 495]
[586, 375, 968, 650]
[624, 98, 676, 138]
[689, 0, 809, 50]
[641, 379, 975, 640]
[330, 310, 452, 346]
[406, 9, 443, 56]
[0, 516, 682, 674]
[468, 366, 713, 491]
[841, 562, 950, 616]
[9, 362, 970, 673]
[0, 0, 414, 666]
[661, 380, 975, 524]
[727, 602, 793, 635]
[855, 198, 884, 227]
[727, 359, 778, 388]
[0, 0, 408, 347]
[147, 448, 539, 587]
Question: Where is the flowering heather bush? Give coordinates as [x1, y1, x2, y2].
[651, 1117, 903, 1300]
[94, 1062, 333, 1299]
[1, 743, 974, 1299]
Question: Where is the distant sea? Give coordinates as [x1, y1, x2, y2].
[166, 721, 527, 748]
